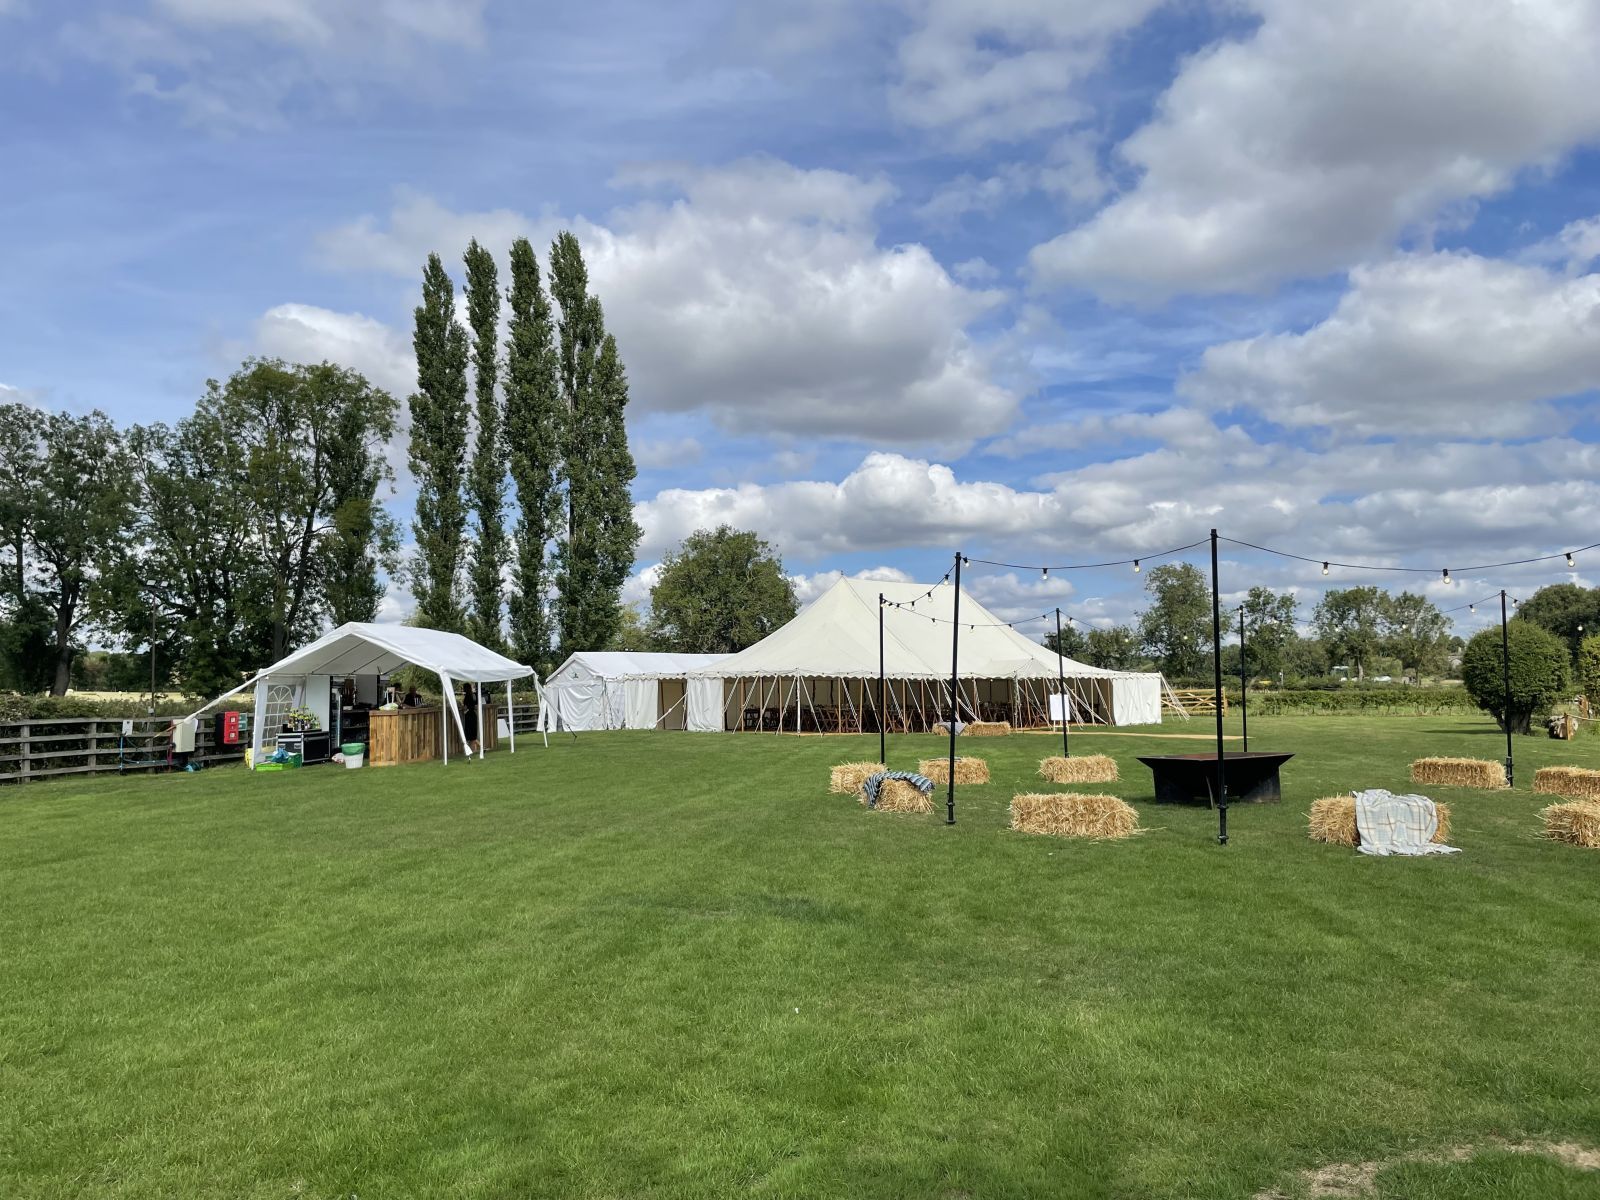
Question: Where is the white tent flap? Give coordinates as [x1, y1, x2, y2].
[686, 678, 724, 732]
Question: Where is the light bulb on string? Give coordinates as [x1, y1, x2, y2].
[1133, 559, 1141, 573]
[1469, 604, 1475, 614]
[1442, 568, 1450, 585]
[1567, 552, 1575, 568]
[1041, 567, 1048, 579]
[1322, 562, 1329, 576]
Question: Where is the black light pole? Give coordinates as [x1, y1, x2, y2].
[147, 602, 157, 717]
[878, 593, 887, 766]
[1210, 529, 1229, 845]
[946, 552, 962, 825]
[1238, 604, 1249, 753]
[1500, 589, 1514, 787]
[1055, 607, 1070, 758]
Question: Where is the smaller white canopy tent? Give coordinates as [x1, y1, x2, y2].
[192, 622, 535, 769]
[543, 651, 728, 731]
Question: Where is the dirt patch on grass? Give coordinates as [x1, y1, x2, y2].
[1255, 1139, 1600, 1198]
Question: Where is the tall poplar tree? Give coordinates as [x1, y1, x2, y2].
[503, 237, 562, 671]
[463, 239, 507, 651]
[408, 253, 470, 632]
[548, 233, 640, 657]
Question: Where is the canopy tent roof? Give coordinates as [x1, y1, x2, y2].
[688, 578, 1156, 682]
[547, 651, 727, 681]
[251, 621, 534, 684]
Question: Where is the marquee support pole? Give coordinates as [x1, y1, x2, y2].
[1501, 589, 1515, 787]
[946, 552, 962, 825]
[1055, 607, 1070, 759]
[1210, 528, 1229, 845]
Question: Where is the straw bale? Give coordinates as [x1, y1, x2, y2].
[1010, 792, 1138, 840]
[866, 778, 934, 814]
[1038, 754, 1118, 784]
[829, 761, 887, 795]
[918, 756, 990, 784]
[1533, 766, 1600, 801]
[1409, 756, 1507, 789]
[1306, 795, 1451, 847]
[1539, 799, 1600, 848]
[966, 720, 1012, 737]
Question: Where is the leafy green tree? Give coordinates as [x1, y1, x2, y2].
[1137, 562, 1211, 678]
[463, 239, 507, 651]
[606, 603, 655, 652]
[1282, 635, 1330, 681]
[0, 403, 54, 691]
[1085, 625, 1143, 670]
[1516, 582, 1600, 665]
[1379, 591, 1452, 681]
[1461, 619, 1569, 735]
[1313, 586, 1386, 680]
[1578, 634, 1600, 708]
[1238, 586, 1297, 681]
[30, 411, 136, 694]
[648, 526, 797, 654]
[503, 237, 563, 672]
[315, 366, 400, 626]
[549, 235, 640, 655]
[409, 252, 470, 632]
[1043, 619, 1089, 661]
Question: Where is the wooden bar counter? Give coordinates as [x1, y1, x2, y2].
[367, 704, 498, 767]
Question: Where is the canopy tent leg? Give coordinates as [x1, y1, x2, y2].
[250, 676, 268, 769]
[477, 686, 486, 759]
[506, 680, 516, 753]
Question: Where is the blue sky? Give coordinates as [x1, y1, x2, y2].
[4, 0, 1600, 638]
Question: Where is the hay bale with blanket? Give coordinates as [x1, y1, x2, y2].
[1539, 799, 1600, 848]
[919, 756, 989, 785]
[966, 720, 1011, 737]
[1533, 766, 1600, 801]
[1038, 754, 1118, 784]
[1010, 792, 1138, 840]
[859, 770, 935, 814]
[829, 761, 887, 795]
[1308, 795, 1452, 847]
[1410, 757, 1507, 789]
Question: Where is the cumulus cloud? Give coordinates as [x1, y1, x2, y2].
[252, 303, 418, 398]
[1032, 0, 1600, 299]
[315, 159, 1019, 447]
[889, 0, 1166, 148]
[1182, 251, 1600, 437]
[790, 565, 914, 606]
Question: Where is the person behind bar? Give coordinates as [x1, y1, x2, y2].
[460, 682, 480, 755]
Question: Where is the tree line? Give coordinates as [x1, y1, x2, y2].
[0, 232, 640, 698]
[1043, 562, 1600, 689]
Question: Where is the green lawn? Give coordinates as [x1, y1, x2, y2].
[3, 715, 1598, 1199]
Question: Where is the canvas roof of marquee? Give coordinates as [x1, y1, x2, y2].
[687, 578, 1162, 683]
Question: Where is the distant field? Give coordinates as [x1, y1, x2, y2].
[3, 715, 1598, 1199]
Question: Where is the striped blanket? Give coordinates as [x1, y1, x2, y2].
[863, 771, 934, 809]
[1353, 789, 1460, 857]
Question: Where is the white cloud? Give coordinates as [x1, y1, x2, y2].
[1032, 0, 1600, 299]
[634, 436, 704, 469]
[1182, 251, 1600, 437]
[252, 303, 417, 399]
[790, 565, 914, 606]
[889, 0, 1166, 149]
[986, 405, 1219, 458]
[315, 160, 1020, 448]
[60, 0, 485, 129]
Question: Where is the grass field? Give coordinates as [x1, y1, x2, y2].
[3, 714, 1599, 1199]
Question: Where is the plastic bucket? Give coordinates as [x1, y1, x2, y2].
[344, 752, 364, 769]
[341, 743, 365, 757]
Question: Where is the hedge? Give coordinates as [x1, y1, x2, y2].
[0, 693, 205, 723]
[1216, 686, 1480, 716]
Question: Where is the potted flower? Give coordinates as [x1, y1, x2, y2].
[285, 706, 320, 732]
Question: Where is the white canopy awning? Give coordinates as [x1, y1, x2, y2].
[250, 621, 534, 684]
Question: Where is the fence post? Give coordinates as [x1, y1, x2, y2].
[88, 719, 99, 773]
[19, 722, 30, 782]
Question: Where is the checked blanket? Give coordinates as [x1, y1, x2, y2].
[862, 771, 934, 809]
[1353, 789, 1461, 857]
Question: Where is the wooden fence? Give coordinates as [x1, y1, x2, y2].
[2, 700, 546, 787]
[0, 717, 245, 785]
[1165, 688, 1228, 715]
